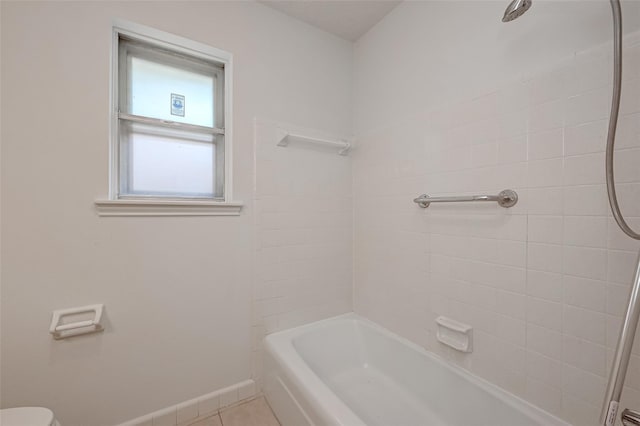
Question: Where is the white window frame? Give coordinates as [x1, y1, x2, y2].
[96, 19, 241, 216]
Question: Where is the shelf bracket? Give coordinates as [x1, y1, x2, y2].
[276, 128, 290, 147]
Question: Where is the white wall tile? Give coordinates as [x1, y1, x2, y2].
[565, 87, 610, 127]
[253, 120, 353, 384]
[525, 377, 563, 416]
[528, 215, 563, 244]
[563, 153, 605, 186]
[570, 51, 610, 94]
[564, 119, 607, 156]
[564, 305, 607, 345]
[563, 275, 607, 312]
[526, 323, 563, 360]
[607, 315, 624, 350]
[152, 408, 177, 426]
[176, 401, 198, 424]
[492, 264, 527, 293]
[614, 183, 640, 217]
[219, 387, 239, 408]
[608, 250, 640, 284]
[527, 297, 563, 331]
[528, 128, 563, 161]
[563, 216, 607, 248]
[563, 335, 607, 377]
[528, 243, 563, 273]
[529, 99, 565, 133]
[353, 28, 640, 426]
[498, 136, 527, 164]
[528, 66, 571, 106]
[198, 393, 220, 416]
[527, 187, 564, 215]
[562, 393, 600, 426]
[621, 78, 640, 115]
[607, 283, 631, 316]
[526, 350, 563, 389]
[472, 143, 498, 168]
[614, 148, 640, 183]
[608, 217, 640, 251]
[623, 44, 640, 82]
[495, 290, 526, 320]
[562, 364, 607, 406]
[527, 158, 563, 188]
[238, 381, 257, 401]
[563, 246, 607, 281]
[497, 240, 526, 268]
[563, 185, 609, 216]
[130, 416, 153, 426]
[616, 112, 640, 150]
[527, 270, 563, 302]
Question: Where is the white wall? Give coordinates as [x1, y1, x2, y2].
[5, 1, 640, 425]
[0, 2, 352, 425]
[252, 119, 353, 388]
[354, 0, 640, 134]
[353, 2, 640, 425]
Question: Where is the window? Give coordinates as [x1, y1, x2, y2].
[118, 36, 224, 199]
[97, 21, 239, 216]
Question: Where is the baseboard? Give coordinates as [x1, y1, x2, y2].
[116, 379, 257, 426]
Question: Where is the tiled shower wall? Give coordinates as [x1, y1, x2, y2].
[252, 120, 353, 387]
[353, 33, 640, 425]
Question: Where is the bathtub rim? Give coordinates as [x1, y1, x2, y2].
[264, 315, 367, 426]
[264, 312, 570, 426]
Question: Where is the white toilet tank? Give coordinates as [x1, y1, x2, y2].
[0, 407, 60, 426]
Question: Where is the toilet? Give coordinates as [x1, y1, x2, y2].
[0, 407, 60, 426]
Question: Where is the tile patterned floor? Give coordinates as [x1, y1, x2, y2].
[189, 397, 280, 426]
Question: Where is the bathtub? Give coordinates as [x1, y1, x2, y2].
[263, 314, 569, 426]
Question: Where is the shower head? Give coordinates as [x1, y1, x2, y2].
[502, 0, 532, 22]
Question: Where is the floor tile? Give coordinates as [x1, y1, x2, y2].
[220, 397, 280, 426]
[188, 414, 222, 426]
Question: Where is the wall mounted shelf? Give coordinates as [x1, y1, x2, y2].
[276, 128, 351, 156]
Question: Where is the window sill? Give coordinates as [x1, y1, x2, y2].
[94, 199, 243, 217]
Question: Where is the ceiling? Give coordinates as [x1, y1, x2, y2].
[260, 1, 402, 41]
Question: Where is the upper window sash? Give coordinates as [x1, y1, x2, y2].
[118, 37, 225, 131]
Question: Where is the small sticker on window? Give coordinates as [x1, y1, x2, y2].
[171, 93, 185, 117]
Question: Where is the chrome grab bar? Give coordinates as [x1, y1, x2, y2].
[413, 189, 518, 208]
[602, 251, 640, 426]
[623, 409, 640, 426]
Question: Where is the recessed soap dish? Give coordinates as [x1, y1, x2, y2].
[436, 316, 473, 353]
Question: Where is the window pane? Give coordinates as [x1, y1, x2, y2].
[129, 56, 215, 127]
[120, 124, 216, 198]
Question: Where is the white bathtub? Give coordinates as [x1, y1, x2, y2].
[263, 314, 569, 426]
